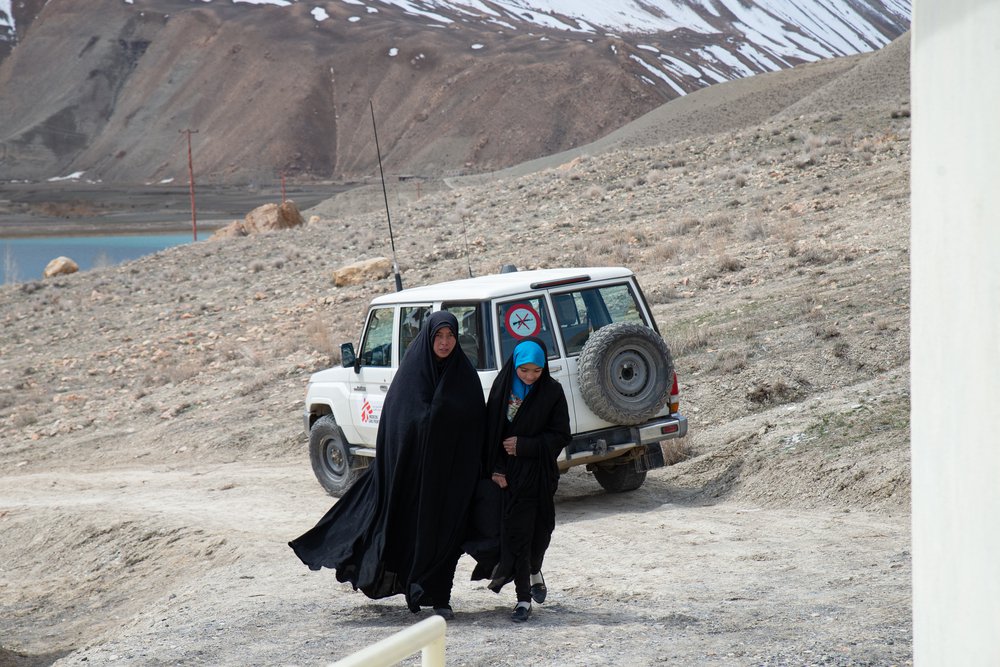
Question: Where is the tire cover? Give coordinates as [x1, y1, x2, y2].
[577, 322, 673, 426]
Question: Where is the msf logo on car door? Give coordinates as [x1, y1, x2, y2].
[360, 398, 379, 425]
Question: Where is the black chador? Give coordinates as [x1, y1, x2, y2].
[289, 311, 485, 612]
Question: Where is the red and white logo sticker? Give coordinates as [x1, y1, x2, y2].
[504, 303, 541, 339]
[361, 398, 376, 424]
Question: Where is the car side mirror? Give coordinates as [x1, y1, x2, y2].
[340, 342, 357, 372]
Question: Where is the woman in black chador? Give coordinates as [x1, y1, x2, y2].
[482, 337, 570, 622]
[289, 311, 484, 620]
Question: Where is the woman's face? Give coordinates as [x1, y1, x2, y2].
[433, 327, 457, 359]
[516, 363, 543, 386]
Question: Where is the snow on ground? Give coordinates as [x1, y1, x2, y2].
[47, 171, 86, 182]
[130, 0, 910, 64]
[109, 0, 909, 110]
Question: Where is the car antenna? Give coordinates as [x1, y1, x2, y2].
[370, 99, 403, 292]
[461, 210, 474, 278]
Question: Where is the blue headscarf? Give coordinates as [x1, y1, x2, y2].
[511, 340, 546, 401]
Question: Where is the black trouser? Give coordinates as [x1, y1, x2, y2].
[504, 492, 554, 603]
[420, 547, 462, 607]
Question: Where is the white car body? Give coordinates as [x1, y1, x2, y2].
[303, 267, 688, 495]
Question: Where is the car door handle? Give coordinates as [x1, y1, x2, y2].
[352, 385, 364, 391]
[380, 385, 389, 392]
[550, 365, 562, 372]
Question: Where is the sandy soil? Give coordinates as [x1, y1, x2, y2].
[1, 38, 911, 667]
[0, 466, 909, 666]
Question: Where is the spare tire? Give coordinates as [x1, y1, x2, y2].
[577, 322, 673, 425]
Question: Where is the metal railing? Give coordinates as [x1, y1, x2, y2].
[328, 615, 447, 667]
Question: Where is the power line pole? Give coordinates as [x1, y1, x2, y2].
[180, 129, 199, 241]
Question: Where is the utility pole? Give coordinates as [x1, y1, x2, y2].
[281, 170, 286, 203]
[180, 129, 199, 241]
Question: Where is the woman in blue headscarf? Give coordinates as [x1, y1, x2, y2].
[479, 336, 570, 622]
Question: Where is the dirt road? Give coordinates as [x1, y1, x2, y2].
[0, 461, 910, 666]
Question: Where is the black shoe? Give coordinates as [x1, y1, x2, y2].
[510, 603, 531, 623]
[433, 605, 455, 621]
[530, 572, 547, 604]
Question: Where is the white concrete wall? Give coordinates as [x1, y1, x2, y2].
[911, 1, 1000, 664]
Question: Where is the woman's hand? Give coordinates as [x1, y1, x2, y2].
[502, 436, 518, 456]
[491, 472, 507, 489]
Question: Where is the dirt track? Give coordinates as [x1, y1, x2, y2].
[0, 465, 910, 666]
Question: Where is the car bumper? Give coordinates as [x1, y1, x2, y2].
[557, 413, 688, 471]
[636, 414, 688, 445]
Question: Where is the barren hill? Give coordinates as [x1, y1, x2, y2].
[0, 0, 908, 185]
[0, 36, 912, 666]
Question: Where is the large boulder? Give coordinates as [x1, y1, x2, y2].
[332, 257, 392, 287]
[43, 256, 79, 278]
[211, 200, 304, 239]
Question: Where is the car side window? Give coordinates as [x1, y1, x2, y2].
[359, 307, 394, 367]
[555, 284, 646, 355]
[553, 291, 592, 356]
[496, 297, 558, 363]
[442, 302, 489, 370]
[399, 305, 432, 362]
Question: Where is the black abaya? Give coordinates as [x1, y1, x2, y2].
[289, 311, 485, 611]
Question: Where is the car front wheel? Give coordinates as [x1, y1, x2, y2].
[309, 415, 363, 497]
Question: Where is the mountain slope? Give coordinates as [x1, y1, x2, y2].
[0, 0, 909, 184]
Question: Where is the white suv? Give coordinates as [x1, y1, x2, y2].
[303, 267, 688, 495]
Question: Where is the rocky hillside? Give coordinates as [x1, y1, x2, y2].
[0, 0, 909, 185]
[0, 31, 911, 504]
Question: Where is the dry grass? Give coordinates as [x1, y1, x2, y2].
[710, 348, 748, 373]
[667, 218, 699, 236]
[11, 412, 38, 428]
[670, 323, 712, 356]
[164, 359, 202, 384]
[304, 316, 338, 357]
[661, 438, 691, 466]
[717, 255, 744, 273]
[741, 217, 769, 241]
[746, 378, 801, 405]
[238, 370, 273, 397]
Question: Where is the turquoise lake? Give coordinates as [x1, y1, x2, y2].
[1, 234, 194, 284]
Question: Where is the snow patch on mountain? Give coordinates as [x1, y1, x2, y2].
[146, 0, 909, 67]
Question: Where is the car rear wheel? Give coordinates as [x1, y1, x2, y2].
[593, 463, 647, 493]
[309, 415, 363, 497]
[578, 322, 674, 425]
